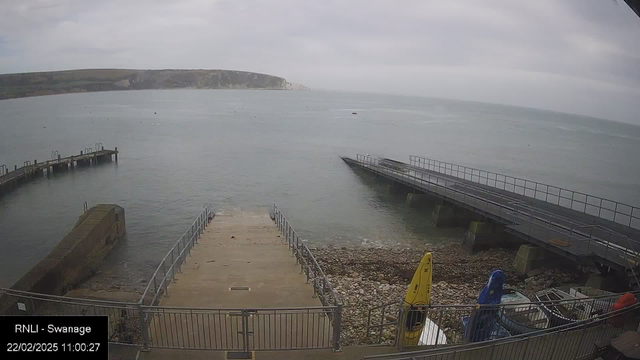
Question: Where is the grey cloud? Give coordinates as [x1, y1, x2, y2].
[0, 0, 639, 123]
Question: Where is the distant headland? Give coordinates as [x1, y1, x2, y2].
[0, 69, 309, 100]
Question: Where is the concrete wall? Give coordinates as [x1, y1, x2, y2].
[0, 204, 125, 314]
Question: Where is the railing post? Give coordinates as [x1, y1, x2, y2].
[202, 211, 205, 231]
[520, 336, 531, 360]
[138, 304, 150, 351]
[312, 276, 318, 298]
[177, 242, 182, 272]
[170, 250, 176, 282]
[152, 273, 158, 297]
[434, 309, 444, 347]
[572, 319, 589, 359]
[397, 306, 407, 351]
[161, 261, 169, 296]
[548, 329, 561, 357]
[488, 343, 496, 359]
[289, 227, 293, 247]
[241, 309, 250, 355]
[333, 304, 342, 352]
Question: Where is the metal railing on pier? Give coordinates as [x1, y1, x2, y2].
[353, 155, 640, 272]
[409, 155, 640, 230]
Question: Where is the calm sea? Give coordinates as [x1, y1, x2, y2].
[1, 89, 639, 287]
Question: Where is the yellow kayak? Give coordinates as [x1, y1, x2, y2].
[403, 252, 433, 346]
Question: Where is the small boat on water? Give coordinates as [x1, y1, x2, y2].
[498, 289, 549, 334]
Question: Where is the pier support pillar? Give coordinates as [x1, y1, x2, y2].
[430, 205, 455, 227]
[52, 163, 69, 172]
[387, 184, 410, 196]
[405, 193, 430, 209]
[585, 274, 626, 292]
[512, 245, 556, 275]
[430, 204, 475, 227]
[463, 221, 507, 252]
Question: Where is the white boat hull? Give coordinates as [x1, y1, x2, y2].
[418, 317, 447, 345]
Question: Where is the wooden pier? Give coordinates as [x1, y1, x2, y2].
[0, 147, 118, 198]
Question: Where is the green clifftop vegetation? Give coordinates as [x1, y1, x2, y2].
[0, 69, 295, 100]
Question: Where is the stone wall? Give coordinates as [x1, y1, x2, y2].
[0, 204, 125, 314]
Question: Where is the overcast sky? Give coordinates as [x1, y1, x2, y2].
[0, 0, 639, 124]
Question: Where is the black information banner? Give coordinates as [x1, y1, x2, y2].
[1, 316, 108, 359]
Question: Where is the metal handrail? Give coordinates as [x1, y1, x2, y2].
[0, 286, 139, 306]
[272, 204, 342, 351]
[383, 290, 639, 311]
[139, 204, 213, 306]
[409, 155, 640, 229]
[366, 289, 638, 347]
[354, 155, 640, 269]
[272, 204, 341, 307]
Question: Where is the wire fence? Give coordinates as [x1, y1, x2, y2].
[367, 290, 637, 348]
[409, 155, 640, 230]
[142, 305, 337, 351]
[365, 301, 640, 360]
[0, 287, 142, 345]
[0, 287, 339, 351]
